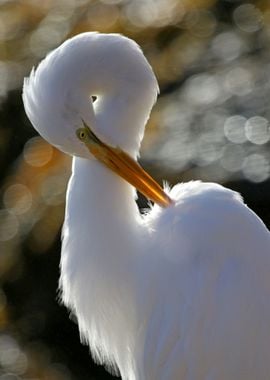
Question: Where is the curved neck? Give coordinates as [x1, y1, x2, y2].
[23, 32, 159, 164]
[91, 87, 156, 158]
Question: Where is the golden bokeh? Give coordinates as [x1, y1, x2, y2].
[0, 0, 270, 379]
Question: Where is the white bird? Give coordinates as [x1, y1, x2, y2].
[23, 32, 270, 380]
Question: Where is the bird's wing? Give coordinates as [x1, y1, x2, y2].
[140, 181, 270, 380]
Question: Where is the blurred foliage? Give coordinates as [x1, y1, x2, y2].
[0, 0, 270, 379]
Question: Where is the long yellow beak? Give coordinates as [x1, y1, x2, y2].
[76, 122, 174, 208]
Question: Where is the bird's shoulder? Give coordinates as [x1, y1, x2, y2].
[143, 180, 269, 258]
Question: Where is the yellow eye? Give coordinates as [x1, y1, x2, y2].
[76, 128, 87, 141]
[79, 130, 86, 139]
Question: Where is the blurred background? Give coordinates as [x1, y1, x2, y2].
[0, 0, 270, 378]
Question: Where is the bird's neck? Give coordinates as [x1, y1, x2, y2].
[62, 155, 143, 293]
[60, 157, 143, 371]
[67, 156, 142, 239]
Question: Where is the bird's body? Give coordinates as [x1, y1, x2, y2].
[23, 32, 270, 380]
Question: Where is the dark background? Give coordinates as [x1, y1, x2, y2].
[0, 0, 270, 379]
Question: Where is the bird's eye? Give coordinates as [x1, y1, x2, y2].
[79, 130, 86, 140]
[76, 127, 89, 142]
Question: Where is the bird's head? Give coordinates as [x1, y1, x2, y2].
[23, 32, 173, 207]
[23, 32, 158, 158]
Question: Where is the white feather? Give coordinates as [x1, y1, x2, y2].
[23, 32, 270, 380]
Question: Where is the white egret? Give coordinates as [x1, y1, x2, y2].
[23, 32, 270, 380]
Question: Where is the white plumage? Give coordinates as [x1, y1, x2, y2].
[23, 32, 270, 380]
